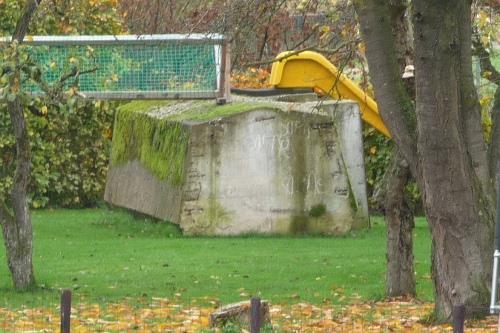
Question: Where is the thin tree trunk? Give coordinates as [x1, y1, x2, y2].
[491, 87, 500, 181]
[353, 0, 419, 181]
[389, 0, 413, 68]
[5, 97, 35, 290]
[356, 0, 417, 297]
[413, 0, 493, 319]
[0, 0, 41, 291]
[457, 5, 492, 198]
[472, 32, 500, 183]
[385, 0, 415, 298]
[385, 150, 415, 297]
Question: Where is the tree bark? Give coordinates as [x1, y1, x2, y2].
[0, 0, 41, 291]
[3, 97, 35, 290]
[12, 0, 40, 41]
[472, 31, 500, 184]
[456, 5, 492, 198]
[389, 0, 413, 68]
[355, 0, 495, 320]
[384, 150, 415, 297]
[356, 0, 416, 297]
[353, 0, 420, 181]
[385, 0, 416, 298]
[491, 87, 500, 181]
[413, 0, 493, 319]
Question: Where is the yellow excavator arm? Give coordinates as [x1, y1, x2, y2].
[270, 51, 391, 138]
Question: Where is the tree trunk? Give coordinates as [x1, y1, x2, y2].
[472, 32, 500, 184]
[355, 0, 495, 320]
[353, 0, 420, 180]
[1, 214, 35, 290]
[491, 87, 500, 182]
[385, 150, 415, 297]
[385, 0, 415, 298]
[0, 0, 41, 291]
[2, 97, 36, 291]
[389, 0, 413, 68]
[456, 3, 492, 198]
[356, 0, 417, 298]
[413, 0, 493, 319]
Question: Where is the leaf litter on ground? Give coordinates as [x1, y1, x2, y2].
[1, 297, 499, 332]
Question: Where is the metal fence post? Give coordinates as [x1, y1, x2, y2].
[60, 289, 71, 333]
[250, 296, 261, 333]
[217, 40, 231, 105]
[452, 304, 465, 333]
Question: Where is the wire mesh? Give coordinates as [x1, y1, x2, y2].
[3, 34, 225, 100]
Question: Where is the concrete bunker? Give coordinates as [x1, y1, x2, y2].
[105, 96, 369, 235]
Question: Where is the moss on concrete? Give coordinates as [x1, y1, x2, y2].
[111, 103, 189, 185]
[289, 215, 309, 235]
[346, 175, 370, 229]
[166, 101, 279, 121]
[309, 203, 327, 218]
[117, 100, 175, 114]
[347, 177, 358, 214]
[289, 212, 346, 235]
[182, 196, 232, 235]
[111, 100, 281, 185]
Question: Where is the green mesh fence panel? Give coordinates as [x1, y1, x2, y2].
[5, 34, 225, 99]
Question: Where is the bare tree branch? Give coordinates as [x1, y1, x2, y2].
[241, 38, 361, 67]
[59, 66, 99, 84]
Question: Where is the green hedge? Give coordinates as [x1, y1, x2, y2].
[0, 101, 116, 208]
[0, 0, 123, 208]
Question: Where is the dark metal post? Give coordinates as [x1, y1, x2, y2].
[250, 296, 261, 333]
[452, 304, 465, 333]
[60, 289, 71, 333]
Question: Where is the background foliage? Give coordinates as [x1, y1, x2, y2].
[1, 0, 496, 210]
[0, 0, 122, 208]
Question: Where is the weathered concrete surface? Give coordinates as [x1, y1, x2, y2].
[326, 101, 370, 227]
[105, 159, 183, 222]
[105, 98, 369, 235]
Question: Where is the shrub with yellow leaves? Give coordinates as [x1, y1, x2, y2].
[0, 0, 123, 208]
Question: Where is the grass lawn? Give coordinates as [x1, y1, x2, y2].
[0, 208, 432, 308]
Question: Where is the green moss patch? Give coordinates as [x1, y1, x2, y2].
[290, 215, 309, 235]
[111, 103, 188, 185]
[309, 203, 327, 218]
[166, 101, 279, 121]
[116, 100, 175, 114]
[111, 100, 281, 185]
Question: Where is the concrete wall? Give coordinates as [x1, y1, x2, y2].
[325, 101, 369, 226]
[105, 98, 369, 235]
